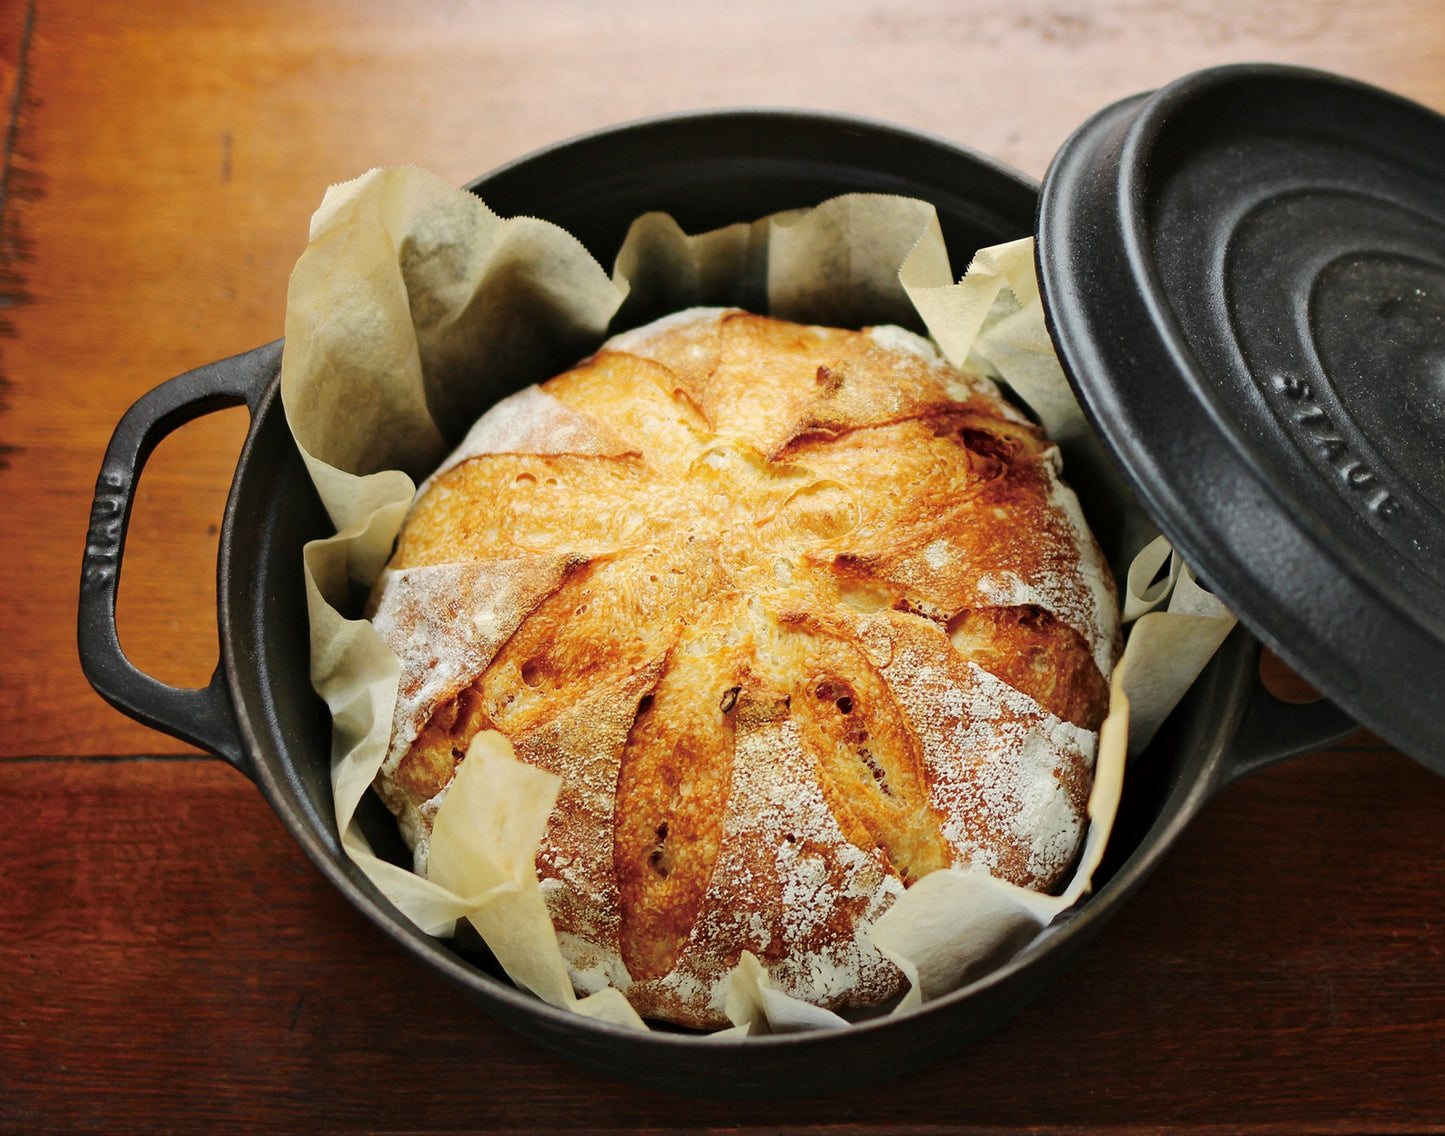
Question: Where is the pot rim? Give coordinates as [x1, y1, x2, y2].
[217, 97, 1243, 1040]
[78, 104, 1359, 1096]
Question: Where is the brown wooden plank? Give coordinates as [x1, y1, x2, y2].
[2, 748, 1443, 1132]
[5, 0, 1445, 757]
[7, 2, 1445, 1132]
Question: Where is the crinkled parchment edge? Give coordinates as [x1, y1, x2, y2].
[285, 168, 1235, 1035]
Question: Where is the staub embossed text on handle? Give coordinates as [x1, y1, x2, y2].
[84, 466, 132, 590]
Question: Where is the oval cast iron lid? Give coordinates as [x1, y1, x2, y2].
[1037, 63, 1445, 775]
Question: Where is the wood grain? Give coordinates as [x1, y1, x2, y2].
[5, 0, 1445, 757]
[3, 749, 1442, 1133]
[3, 1, 1445, 1131]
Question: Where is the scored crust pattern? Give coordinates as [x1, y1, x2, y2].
[368, 308, 1121, 1028]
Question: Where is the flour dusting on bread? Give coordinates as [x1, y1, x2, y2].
[367, 308, 1120, 1027]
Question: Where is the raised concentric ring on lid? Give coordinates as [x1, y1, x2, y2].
[1038, 63, 1445, 774]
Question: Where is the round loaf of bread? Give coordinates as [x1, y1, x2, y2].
[368, 308, 1120, 1028]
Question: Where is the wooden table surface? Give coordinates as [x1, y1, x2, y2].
[5, 1, 1445, 1131]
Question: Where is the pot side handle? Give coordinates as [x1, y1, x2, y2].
[1218, 673, 1359, 787]
[77, 341, 283, 776]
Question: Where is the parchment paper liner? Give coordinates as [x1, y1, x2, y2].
[285, 168, 1235, 1035]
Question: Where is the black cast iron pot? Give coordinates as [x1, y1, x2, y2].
[78, 98, 1368, 1099]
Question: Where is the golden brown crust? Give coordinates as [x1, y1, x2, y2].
[613, 633, 749, 981]
[369, 308, 1120, 1028]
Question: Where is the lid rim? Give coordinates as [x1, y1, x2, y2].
[1113, 70, 1445, 640]
[1037, 63, 1445, 775]
[1119, 69, 1445, 630]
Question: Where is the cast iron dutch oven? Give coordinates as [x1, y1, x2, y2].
[79, 64, 1445, 1098]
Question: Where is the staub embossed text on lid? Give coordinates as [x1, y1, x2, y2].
[1038, 63, 1445, 775]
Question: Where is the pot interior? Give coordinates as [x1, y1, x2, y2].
[217, 110, 1251, 1095]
